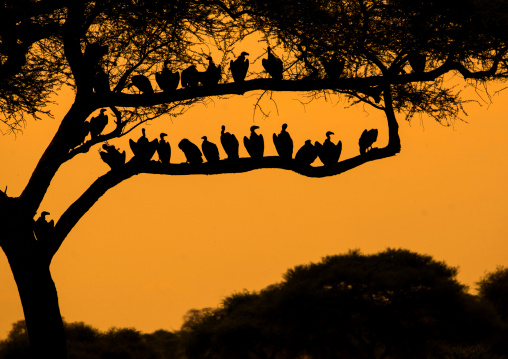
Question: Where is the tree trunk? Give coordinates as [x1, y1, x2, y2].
[1, 205, 67, 359]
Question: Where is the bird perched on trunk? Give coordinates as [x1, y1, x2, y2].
[315, 131, 342, 166]
[157, 133, 171, 164]
[181, 65, 200, 87]
[230, 52, 249, 82]
[262, 46, 283, 80]
[359, 129, 378, 155]
[34, 211, 55, 243]
[220, 125, 239, 160]
[200, 56, 221, 86]
[100, 143, 126, 170]
[201, 136, 220, 163]
[84, 43, 108, 69]
[155, 60, 180, 92]
[93, 66, 111, 94]
[129, 128, 158, 161]
[295, 140, 318, 166]
[273, 123, 293, 160]
[321, 55, 345, 80]
[244, 125, 264, 159]
[179, 139, 203, 164]
[128, 75, 154, 94]
[407, 52, 426, 73]
[89, 109, 108, 138]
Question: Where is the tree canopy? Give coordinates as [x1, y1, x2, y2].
[180, 249, 504, 359]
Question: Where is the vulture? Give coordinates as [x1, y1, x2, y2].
[155, 60, 180, 92]
[230, 52, 249, 82]
[315, 131, 342, 166]
[407, 52, 426, 73]
[128, 75, 154, 94]
[295, 140, 318, 166]
[100, 143, 126, 170]
[321, 55, 345, 80]
[34, 211, 55, 243]
[157, 133, 171, 164]
[89, 109, 108, 138]
[243, 125, 264, 159]
[93, 67, 111, 94]
[84, 43, 108, 68]
[262, 46, 283, 80]
[359, 129, 378, 155]
[273, 123, 293, 159]
[220, 125, 239, 160]
[181, 65, 200, 87]
[201, 136, 220, 163]
[129, 128, 158, 161]
[178, 139, 203, 164]
[200, 56, 221, 87]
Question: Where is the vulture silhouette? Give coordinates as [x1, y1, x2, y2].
[407, 52, 426, 73]
[359, 129, 378, 154]
[128, 75, 154, 94]
[157, 133, 171, 163]
[129, 128, 158, 161]
[200, 56, 221, 86]
[315, 131, 342, 166]
[84, 43, 108, 68]
[321, 55, 345, 80]
[181, 65, 200, 87]
[244, 125, 264, 159]
[155, 60, 180, 92]
[100, 143, 126, 170]
[220, 125, 239, 160]
[34, 211, 55, 243]
[89, 109, 108, 138]
[273, 123, 293, 159]
[179, 139, 203, 164]
[262, 46, 283, 80]
[201, 136, 220, 163]
[295, 140, 318, 166]
[230, 52, 249, 82]
[93, 67, 111, 94]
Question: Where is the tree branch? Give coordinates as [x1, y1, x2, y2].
[50, 145, 398, 261]
[95, 59, 499, 109]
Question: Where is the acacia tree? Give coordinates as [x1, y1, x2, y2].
[180, 249, 501, 359]
[1, 0, 507, 357]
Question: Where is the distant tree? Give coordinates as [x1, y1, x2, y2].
[0, 320, 179, 359]
[0, 321, 31, 359]
[181, 249, 501, 359]
[2, 0, 508, 357]
[478, 266, 508, 324]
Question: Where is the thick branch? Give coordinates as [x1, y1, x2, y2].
[96, 60, 499, 109]
[51, 146, 398, 260]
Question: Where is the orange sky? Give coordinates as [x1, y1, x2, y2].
[1, 78, 508, 339]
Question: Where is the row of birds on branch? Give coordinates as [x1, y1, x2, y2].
[124, 48, 283, 95]
[99, 125, 379, 170]
[86, 42, 427, 96]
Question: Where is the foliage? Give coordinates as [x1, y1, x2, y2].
[180, 249, 501, 359]
[0, 320, 179, 359]
[477, 266, 508, 323]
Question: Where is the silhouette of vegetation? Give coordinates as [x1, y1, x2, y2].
[1, 0, 508, 357]
[0, 320, 181, 359]
[179, 249, 506, 359]
[1, 249, 508, 358]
